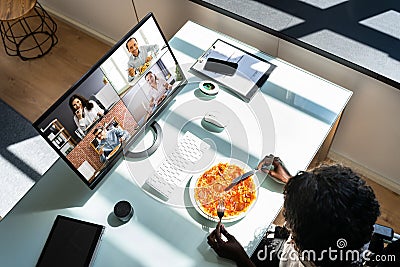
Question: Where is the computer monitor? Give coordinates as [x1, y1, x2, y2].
[33, 13, 186, 189]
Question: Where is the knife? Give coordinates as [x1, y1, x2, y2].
[224, 155, 274, 191]
[224, 170, 256, 191]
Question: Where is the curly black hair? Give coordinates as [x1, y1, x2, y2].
[283, 164, 380, 266]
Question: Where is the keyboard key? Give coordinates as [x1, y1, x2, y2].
[145, 131, 210, 199]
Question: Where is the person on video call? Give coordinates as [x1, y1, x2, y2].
[69, 94, 104, 132]
[93, 125, 130, 163]
[126, 37, 159, 82]
[145, 71, 172, 109]
[207, 156, 384, 267]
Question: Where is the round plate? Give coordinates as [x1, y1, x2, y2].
[189, 158, 259, 223]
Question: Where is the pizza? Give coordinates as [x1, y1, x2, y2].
[139, 62, 150, 75]
[194, 162, 257, 220]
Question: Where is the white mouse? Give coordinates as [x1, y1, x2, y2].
[203, 111, 229, 128]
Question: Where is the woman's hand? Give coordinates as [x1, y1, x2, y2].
[75, 108, 83, 120]
[258, 156, 292, 184]
[163, 82, 172, 90]
[207, 223, 255, 267]
[157, 94, 166, 105]
[149, 99, 155, 109]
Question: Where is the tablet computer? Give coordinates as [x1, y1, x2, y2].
[36, 215, 105, 267]
[191, 39, 276, 102]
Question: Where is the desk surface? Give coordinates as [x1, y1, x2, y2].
[0, 21, 352, 267]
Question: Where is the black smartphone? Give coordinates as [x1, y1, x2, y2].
[373, 224, 394, 241]
[204, 57, 238, 76]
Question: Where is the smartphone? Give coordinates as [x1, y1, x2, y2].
[204, 57, 238, 76]
[373, 224, 394, 241]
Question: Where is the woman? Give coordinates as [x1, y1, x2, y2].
[145, 71, 172, 108]
[207, 157, 381, 267]
[69, 94, 104, 132]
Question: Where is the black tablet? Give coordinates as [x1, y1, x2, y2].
[36, 215, 105, 267]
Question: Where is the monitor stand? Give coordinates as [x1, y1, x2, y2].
[124, 121, 163, 159]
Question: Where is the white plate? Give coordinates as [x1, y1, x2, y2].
[189, 158, 259, 223]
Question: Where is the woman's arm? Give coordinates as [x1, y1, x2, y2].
[207, 223, 256, 267]
[258, 156, 292, 183]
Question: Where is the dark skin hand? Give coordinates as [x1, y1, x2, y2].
[207, 222, 255, 267]
[207, 156, 292, 266]
[258, 156, 292, 183]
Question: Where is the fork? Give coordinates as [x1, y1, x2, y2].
[217, 199, 225, 222]
[217, 169, 227, 182]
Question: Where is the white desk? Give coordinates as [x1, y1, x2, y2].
[0, 21, 352, 267]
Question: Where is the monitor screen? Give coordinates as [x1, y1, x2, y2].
[33, 13, 186, 188]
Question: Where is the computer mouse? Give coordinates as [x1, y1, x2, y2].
[203, 111, 228, 128]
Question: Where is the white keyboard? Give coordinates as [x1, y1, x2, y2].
[145, 131, 210, 199]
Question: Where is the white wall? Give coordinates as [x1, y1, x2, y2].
[40, 0, 135, 42]
[40, 0, 400, 192]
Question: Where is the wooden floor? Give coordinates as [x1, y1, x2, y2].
[1, 16, 399, 234]
[0, 17, 110, 122]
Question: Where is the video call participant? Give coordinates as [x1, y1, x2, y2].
[207, 157, 381, 267]
[93, 125, 130, 163]
[145, 71, 172, 109]
[69, 94, 104, 132]
[126, 37, 159, 82]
